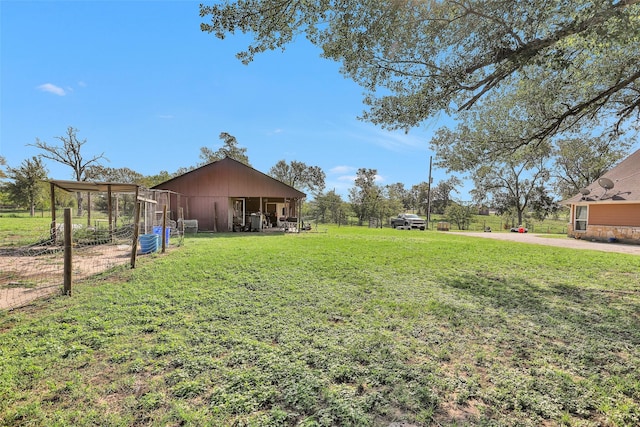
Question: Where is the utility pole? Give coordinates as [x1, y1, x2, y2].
[427, 155, 432, 226]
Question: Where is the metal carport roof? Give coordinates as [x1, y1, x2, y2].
[49, 179, 140, 193]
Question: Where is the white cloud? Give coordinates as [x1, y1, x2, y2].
[329, 166, 382, 182]
[329, 165, 355, 175]
[37, 83, 66, 96]
[266, 128, 284, 136]
[337, 174, 356, 182]
[347, 123, 429, 152]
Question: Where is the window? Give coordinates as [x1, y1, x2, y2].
[574, 205, 587, 231]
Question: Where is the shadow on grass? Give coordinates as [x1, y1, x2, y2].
[439, 270, 640, 368]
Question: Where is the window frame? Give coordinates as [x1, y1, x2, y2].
[574, 205, 588, 232]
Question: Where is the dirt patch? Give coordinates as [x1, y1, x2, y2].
[0, 244, 134, 310]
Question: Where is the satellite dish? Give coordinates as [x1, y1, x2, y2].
[598, 177, 615, 190]
[579, 188, 591, 195]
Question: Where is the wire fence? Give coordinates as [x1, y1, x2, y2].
[1, 209, 183, 311]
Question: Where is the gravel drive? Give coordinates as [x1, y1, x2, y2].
[455, 232, 640, 255]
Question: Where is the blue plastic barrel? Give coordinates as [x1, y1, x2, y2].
[153, 226, 170, 245]
[139, 233, 159, 254]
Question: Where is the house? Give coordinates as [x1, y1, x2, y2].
[563, 148, 640, 243]
[151, 157, 306, 232]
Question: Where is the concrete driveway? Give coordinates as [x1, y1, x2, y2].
[455, 232, 640, 255]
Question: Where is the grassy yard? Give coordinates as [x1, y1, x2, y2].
[0, 211, 101, 246]
[1, 226, 639, 426]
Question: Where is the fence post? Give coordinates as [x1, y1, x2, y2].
[63, 207, 72, 296]
[131, 200, 141, 269]
[50, 182, 57, 242]
[161, 204, 167, 253]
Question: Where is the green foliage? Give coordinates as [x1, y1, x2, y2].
[269, 160, 326, 196]
[4, 157, 49, 216]
[348, 168, 381, 225]
[309, 190, 350, 224]
[0, 155, 6, 179]
[430, 177, 462, 215]
[85, 165, 144, 184]
[199, 132, 250, 166]
[444, 203, 474, 230]
[200, 1, 640, 145]
[200, 0, 639, 209]
[553, 136, 632, 200]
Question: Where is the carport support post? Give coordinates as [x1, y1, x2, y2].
[87, 192, 91, 227]
[63, 207, 72, 296]
[107, 184, 113, 241]
[50, 182, 57, 242]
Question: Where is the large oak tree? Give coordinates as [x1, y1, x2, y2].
[200, 0, 640, 147]
[268, 160, 326, 196]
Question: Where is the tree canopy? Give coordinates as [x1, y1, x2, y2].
[200, 132, 251, 166]
[268, 160, 326, 196]
[552, 136, 631, 199]
[0, 156, 6, 180]
[86, 165, 145, 184]
[200, 0, 640, 147]
[5, 157, 49, 216]
[348, 168, 381, 225]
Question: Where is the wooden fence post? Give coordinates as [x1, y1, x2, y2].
[161, 204, 167, 253]
[63, 207, 72, 296]
[131, 200, 141, 269]
[50, 182, 57, 242]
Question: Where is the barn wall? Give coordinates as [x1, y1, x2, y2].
[185, 196, 227, 231]
[153, 158, 305, 232]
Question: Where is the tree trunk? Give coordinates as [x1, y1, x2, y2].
[76, 191, 84, 216]
[517, 207, 524, 227]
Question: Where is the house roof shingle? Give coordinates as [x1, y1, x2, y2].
[564, 148, 640, 204]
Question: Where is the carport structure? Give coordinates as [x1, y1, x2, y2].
[48, 179, 143, 240]
[48, 179, 164, 268]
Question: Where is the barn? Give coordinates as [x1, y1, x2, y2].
[564, 148, 640, 243]
[151, 157, 306, 232]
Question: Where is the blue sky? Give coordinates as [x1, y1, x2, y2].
[1, 0, 463, 200]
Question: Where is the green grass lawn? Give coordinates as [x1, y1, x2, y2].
[0, 211, 98, 246]
[1, 226, 639, 426]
